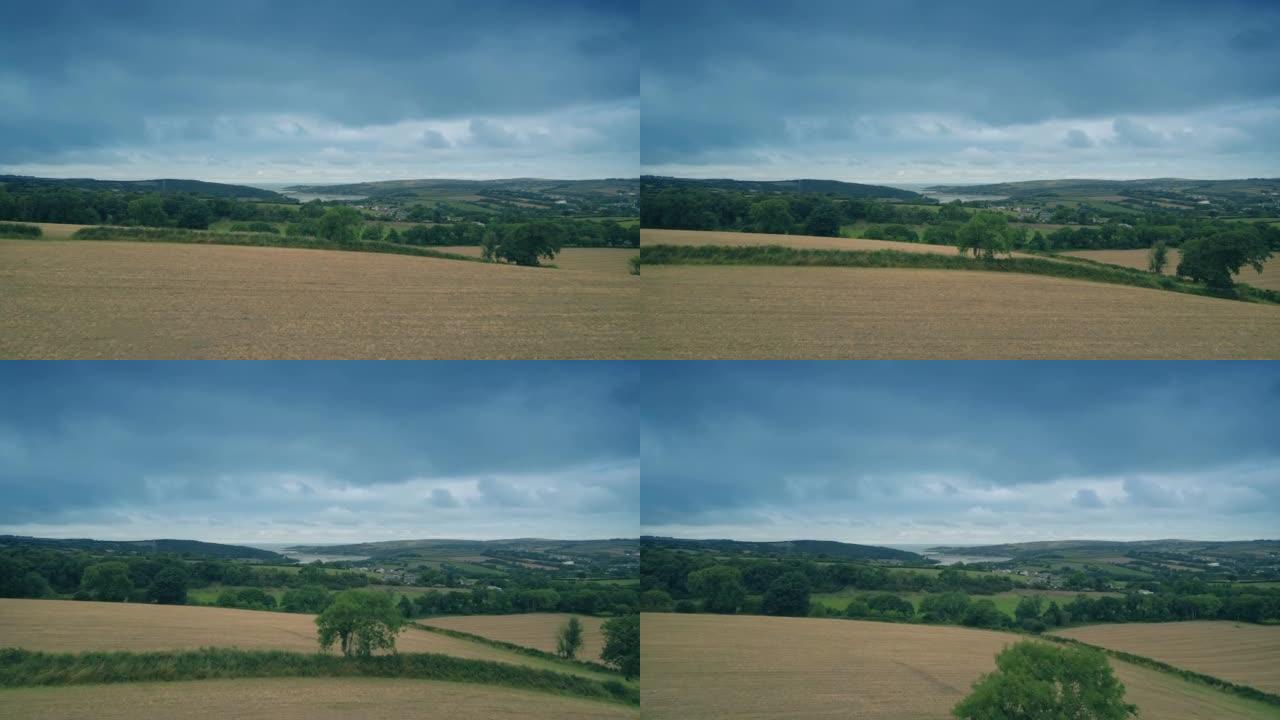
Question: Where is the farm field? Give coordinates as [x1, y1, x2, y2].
[0, 678, 638, 720]
[420, 613, 606, 660]
[432, 246, 636, 274]
[0, 238, 639, 359]
[1054, 621, 1280, 694]
[1062, 248, 1280, 291]
[811, 589, 1118, 616]
[642, 227, 1040, 258]
[641, 613, 1279, 720]
[640, 264, 1280, 359]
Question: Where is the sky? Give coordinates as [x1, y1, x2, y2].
[641, 362, 1280, 545]
[0, 1, 637, 183]
[0, 362, 639, 544]
[641, 0, 1280, 184]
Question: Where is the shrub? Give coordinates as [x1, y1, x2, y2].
[0, 222, 42, 238]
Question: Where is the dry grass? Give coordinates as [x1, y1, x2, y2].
[641, 265, 1280, 359]
[433, 246, 637, 274]
[1054, 621, 1280, 694]
[25, 222, 95, 240]
[643, 228, 1038, 258]
[641, 613, 1278, 720]
[1062, 248, 1280, 291]
[0, 678, 638, 720]
[420, 613, 606, 661]
[0, 240, 638, 359]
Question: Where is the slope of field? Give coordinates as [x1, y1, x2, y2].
[641, 265, 1280, 359]
[1054, 621, 1280, 694]
[641, 613, 1278, 720]
[433, 246, 636, 274]
[0, 239, 638, 359]
[642, 227, 1038, 258]
[1062, 248, 1280, 291]
[420, 614, 606, 661]
[0, 678, 638, 720]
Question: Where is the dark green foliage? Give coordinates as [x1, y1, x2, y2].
[674, 599, 697, 613]
[762, 571, 811, 617]
[282, 585, 333, 614]
[411, 623, 621, 677]
[687, 565, 746, 614]
[556, 616, 584, 660]
[316, 590, 404, 658]
[863, 224, 919, 242]
[228, 221, 278, 234]
[640, 588, 673, 611]
[804, 201, 842, 237]
[600, 614, 639, 680]
[953, 641, 1137, 719]
[80, 562, 133, 602]
[0, 647, 638, 705]
[1015, 595, 1045, 624]
[1176, 229, 1273, 290]
[217, 587, 276, 610]
[316, 206, 364, 243]
[481, 221, 564, 266]
[0, 558, 52, 598]
[961, 599, 1006, 628]
[0, 222, 41, 238]
[956, 212, 1016, 259]
[749, 198, 794, 234]
[1148, 240, 1169, 273]
[147, 567, 188, 605]
[920, 591, 971, 623]
[398, 595, 414, 619]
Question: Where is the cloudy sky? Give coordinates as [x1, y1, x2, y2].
[0, 1, 636, 183]
[642, 0, 1280, 183]
[0, 362, 638, 544]
[641, 363, 1280, 545]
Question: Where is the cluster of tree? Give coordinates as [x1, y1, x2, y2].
[953, 641, 1137, 720]
[386, 218, 637, 249]
[1042, 218, 1279, 254]
[0, 185, 300, 229]
[406, 581, 638, 618]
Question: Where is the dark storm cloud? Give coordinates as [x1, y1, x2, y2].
[641, 362, 1280, 542]
[0, 362, 638, 541]
[0, 0, 636, 179]
[641, 0, 1280, 180]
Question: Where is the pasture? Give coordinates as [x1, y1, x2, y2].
[641, 613, 1278, 719]
[0, 238, 639, 359]
[419, 613, 606, 661]
[1054, 621, 1280, 694]
[1062, 248, 1280, 291]
[0, 677, 638, 720]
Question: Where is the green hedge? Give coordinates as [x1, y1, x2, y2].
[0, 222, 42, 238]
[639, 244, 1280, 304]
[411, 623, 622, 677]
[0, 647, 637, 706]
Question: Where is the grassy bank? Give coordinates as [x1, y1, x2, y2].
[411, 622, 622, 678]
[639, 244, 1280, 304]
[66, 226, 486, 263]
[0, 222, 42, 238]
[0, 646, 637, 706]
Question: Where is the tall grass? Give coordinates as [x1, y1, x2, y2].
[0, 647, 638, 705]
[639, 244, 1280, 304]
[0, 222, 42, 238]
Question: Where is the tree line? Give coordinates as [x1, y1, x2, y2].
[0, 185, 296, 228]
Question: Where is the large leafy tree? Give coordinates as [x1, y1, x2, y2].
[953, 641, 1137, 720]
[749, 198, 794, 234]
[601, 614, 639, 680]
[956, 212, 1015, 259]
[761, 571, 811, 617]
[1176, 229, 1272, 290]
[482, 222, 564, 266]
[687, 565, 746, 614]
[316, 590, 404, 657]
[147, 566, 189, 605]
[556, 616, 584, 660]
[80, 562, 134, 602]
[317, 205, 364, 244]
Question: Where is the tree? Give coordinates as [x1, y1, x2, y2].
[804, 201, 842, 237]
[1148, 240, 1169, 274]
[1015, 595, 1045, 624]
[961, 599, 1006, 628]
[556, 616, 584, 660]
[601, 614, 639, 680]
[761, 571, 811, 617]
[1176, 230, 1272, 290]
[956, 212, 1015, 259]
[283, 585, 333, 614]
[483, 222, 564, 266]
[317, 205, 364, 244]
[687, 565, 746, 614]
[362, 223, 385, 242]
[398, 595, 414, 619]
[749, 199, 794, 234]
[920, 591, 971, 623]
[952, 641, 1137, 719]
[147, 566, 188, 605]
[81, 562, 133, 602]
[127, 196, 168, 227]
[640, 588, 674, 611]
[316, 590, 405, 658]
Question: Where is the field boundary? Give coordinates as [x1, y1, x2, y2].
[0, 646, 638, 706]
[1042, 633, 1280, 708]
[639, 243, 1280, 304]
[410, 622, 622, 677]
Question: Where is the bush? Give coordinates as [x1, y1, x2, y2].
[953, 641, 1136, 719]
[674, 599, 697, 613]
[228, 221, 278, 234]
[0, 222, 42, 238]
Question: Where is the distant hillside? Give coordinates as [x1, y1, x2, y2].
[287, 178, 637, 197]
[0, 175, 289, 201]
[641, 536, 927, 563]
[0, 535, 289, 561]
[642, 175, 925, 201]
[929, 539, 1280, 559]
[289, 538, 637, 559]
[284, 178, 638, 218]
[925, 178, 1280, 212]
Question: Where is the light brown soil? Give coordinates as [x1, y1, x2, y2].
[0, 678, 638, 719]
[0, 239, 638, 359]
[434, 246, 637, 275]
[642, 227, 1039, 258]
[641, 613, 1278, 720]
[420, 613, 606, 661]
[1054, 621, 1280, 694]
[1062, 248, 1280, 291]
[641, 265, 1280, 358]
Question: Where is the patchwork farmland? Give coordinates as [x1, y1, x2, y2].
[419, 613, 608, 661]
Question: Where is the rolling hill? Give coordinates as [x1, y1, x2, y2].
[0, 175, 289, 201]
[641, 536, 926, 563]
[0, 535, 288, 561]
[642, 175, 923, 201]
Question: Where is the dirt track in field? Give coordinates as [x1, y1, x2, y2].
[1062, 248, 1280, 291]
[1054, 621, 1280, 694]
[641, 265, 1280, 358]
[641, 613, 1278, 720]
[0, 678, 638, 720]
[0, 239, 638, 359]
[420, 613, 606, 661]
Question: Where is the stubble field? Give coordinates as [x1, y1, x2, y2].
[640, 613, 1279, 720]
[1061, 248, 1280, 291]
[419, 613, 607, 661]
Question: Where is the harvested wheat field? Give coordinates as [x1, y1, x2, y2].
[1062, 248, 1280, 291]
[420, 613, 606, 660]
[642, 228, 1049, 258]
[1054, 621, 1280, 694]
[641, 614, 1278, 720]
[434, 246, 638, 274]
[0, 678, 638, 720]
[0, 239, 638, 359]
[641, 265, 1280, 358]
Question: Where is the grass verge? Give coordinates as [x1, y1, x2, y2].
[0, 222, 42, 238]
[411, 622, 622, 678]
[639, 244, 1280, 304]
[0, 646, 637, 706]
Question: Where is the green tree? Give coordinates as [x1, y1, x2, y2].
[147, 566, 188, 605]
[761, 571, 810, 617]
[804, 201, 842, 237]
[1015, 595, 1045, 623]
[953, 641, 1137, 719]
[601, 614, 639, 680]
[640, 588, 674, 611]
[1176, 230, 1272, 290]
[1043, 601, 1068, 627]
[316, 590, 405, 657]
[483, 222, 564, 266]
[556, 616, 584, 660]
[282, 585, 332, 614]
[398, 595, 414, 618]
[80, 562, 133, 602]
[1148, 240, 1169, 274]
[317, 206, 364, 244]
[961, 599, 1006, 628]
[361, 223, 385, 242]
[920, 591, 971, 623]
[687, 565, 746, 614]
[127, 196, 168, 227]
[749, 199, 794, 234]
[956, 212, 1015, 259]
